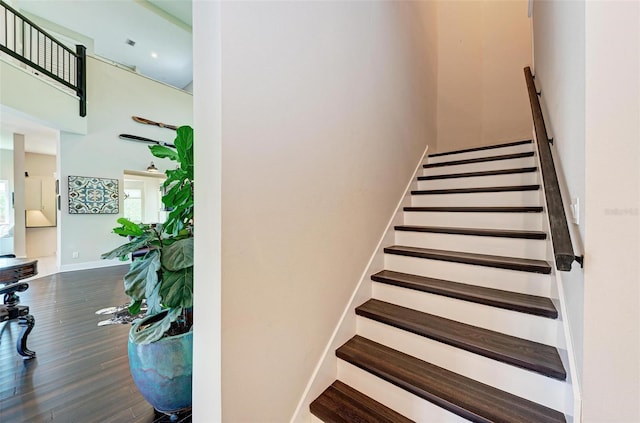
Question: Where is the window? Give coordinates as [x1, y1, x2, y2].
[124, 187, 143, 223]
[123, 173, 165, 223]
[0, 180, 9, 225]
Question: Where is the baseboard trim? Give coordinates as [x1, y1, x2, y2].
[555, 271, 582, 421]
[531, 128, 581, 421]
[59, 258, 130, 273]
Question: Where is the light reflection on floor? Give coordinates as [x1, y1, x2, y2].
[23, 255, 58, 281]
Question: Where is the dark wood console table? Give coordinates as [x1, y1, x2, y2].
[0, 257, 37, 358]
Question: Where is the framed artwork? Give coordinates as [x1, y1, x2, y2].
[68, 176, 119, 214]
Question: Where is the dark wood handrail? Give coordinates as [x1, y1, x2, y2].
[524, 66, 579, 271]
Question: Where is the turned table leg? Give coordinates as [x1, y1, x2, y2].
[17, 314, 36, 358]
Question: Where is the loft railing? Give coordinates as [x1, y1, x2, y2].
[0, 1, 86, 116]
[524, 66, 582, 271]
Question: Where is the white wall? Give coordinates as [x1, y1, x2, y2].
[218, 2, 437, 421]
[58, 56, 192, 269]
[0, 145, 14, 255]
[531, 0, 585, 383]
[12, 134, 25, 257]
[436, 0, 532, 152]
[0, 59, 87, 135]
[582, 1, 639, 421]
[192, 1, 221, 420]
[533, 1, 640, 421]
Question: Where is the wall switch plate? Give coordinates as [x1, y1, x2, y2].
[72, 252, 79, 259]
[570, 197, 580, 225]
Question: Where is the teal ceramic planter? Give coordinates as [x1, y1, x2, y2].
[128, 313, 193, 415]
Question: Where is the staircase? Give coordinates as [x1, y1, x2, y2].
[309, 140, 570, 422]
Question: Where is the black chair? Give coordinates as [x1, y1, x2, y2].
[0, 254, 36, 358]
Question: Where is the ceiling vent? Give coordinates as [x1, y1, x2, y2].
[125, 39, 136, 47]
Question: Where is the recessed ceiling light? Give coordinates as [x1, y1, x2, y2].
[151, 52, 158, 59]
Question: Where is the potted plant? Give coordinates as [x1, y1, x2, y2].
[101, 125, 194, 417]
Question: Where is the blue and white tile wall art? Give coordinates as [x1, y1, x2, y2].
[68, 176, 119, 214]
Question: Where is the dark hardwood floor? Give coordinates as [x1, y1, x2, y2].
[0, 265, 191, 422]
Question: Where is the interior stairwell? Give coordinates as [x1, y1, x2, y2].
[309, 139, 572, 422]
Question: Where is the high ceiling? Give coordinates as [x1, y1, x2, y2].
[1, 0, 192, 155]
[16, 0, 193, 90]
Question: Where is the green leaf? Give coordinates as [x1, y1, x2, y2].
[128, 299, 143, 315]
[165, 168, 186, 185]
[145, 278, 164, 315]
[174, 184, 191, 204]
[149, 144, 178, 161]
[129, 308, 183, 344]
[175, 126, 193, 150]
[164, 201, 193, 235]
[123, 250, 160, 303]
[162, 182, 181, 207]
[159, 267, 193, 309]
[101, 235, 153, 260]
[113, 218, 145, 237]
[162, 237, 194, 271]
[174, 126, 194, 169]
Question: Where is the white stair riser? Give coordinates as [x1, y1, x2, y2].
[384, 254, 552, 297]
[337, 361, 468, 422]
[427, 143, 534, 164]
[417, 171, 539, 190]
[356, 318, 569, 414]
[403, 210, 544, 230]
[411, 189, 542, 207]
[395, 231, 548, 260]
[422, 156, 536, 176]
[371, 282, 559, 347]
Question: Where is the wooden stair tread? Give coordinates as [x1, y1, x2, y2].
[310, 380, 414, 423]
[404, 206, 543, 213]
[356, 299, 566, 380]
[337, 336, 566, 423]
[428, 140, 533, 158]
[394, 225, 547, 240]
[411, 184, 540, 195]
[384, 245, 552, 274]
[423, 151, 535, 169]
[371, 270, 557, 318]
[418, 167, 537, 181]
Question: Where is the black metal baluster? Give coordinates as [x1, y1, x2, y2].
[24, 21, 27, 58]
[40, 32, 44, 68]
[76, 44, 86, 116]
[0, 1, 86, 116]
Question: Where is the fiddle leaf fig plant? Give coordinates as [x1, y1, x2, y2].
[102, 126, 194, 344]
